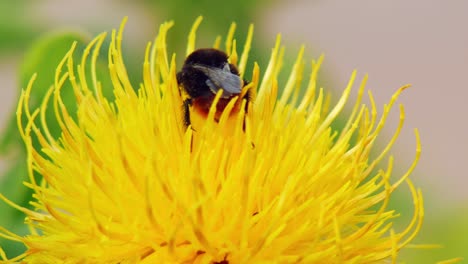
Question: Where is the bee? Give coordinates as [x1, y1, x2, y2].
[176, 48, 250, 129]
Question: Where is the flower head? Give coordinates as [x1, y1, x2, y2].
[0, 17, 423, 263]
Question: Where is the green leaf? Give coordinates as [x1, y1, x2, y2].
[18, 31, 91, 98]
[0, 160, 29, 259]
[0, 31, 113, 258]
[0, 31, 90, 153]
[0, 27, 118, 260]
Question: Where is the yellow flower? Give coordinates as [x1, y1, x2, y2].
[0, 17, 425, 263]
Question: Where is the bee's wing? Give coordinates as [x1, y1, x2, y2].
[192, 64, 242, 97]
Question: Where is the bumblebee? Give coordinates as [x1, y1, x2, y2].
[176, 48, 250, 129]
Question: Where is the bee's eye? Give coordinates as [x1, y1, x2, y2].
[222, 63, 230, 73]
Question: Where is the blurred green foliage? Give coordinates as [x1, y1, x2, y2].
[144, 0, 265, 54]
[0, 1, 43, 53]
[401, 207, 468, 262]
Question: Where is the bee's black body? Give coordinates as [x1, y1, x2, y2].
[176, 48, 250, 128]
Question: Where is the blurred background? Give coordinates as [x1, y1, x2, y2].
[0, 0, 466, 262]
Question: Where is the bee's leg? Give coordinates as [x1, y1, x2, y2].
[241, 89, 255, 149]
[183, 98, 192, 129]
[182, 98, 195, 152]
[242, 89, 251, 132]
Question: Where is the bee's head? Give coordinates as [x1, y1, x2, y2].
[177, 48, 241, 98]
[184, 49, 231, 70]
